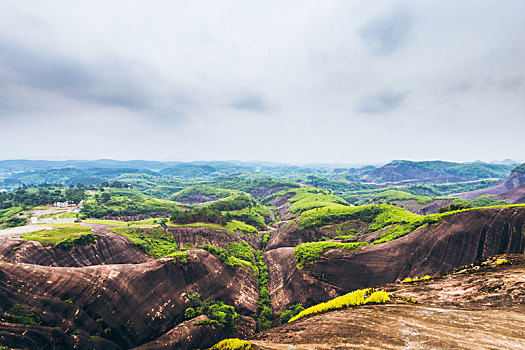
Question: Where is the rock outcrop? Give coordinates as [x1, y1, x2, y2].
[265, 207, 525, 311]
[253, 255, 525, 350]
[0, 250, 259, 349]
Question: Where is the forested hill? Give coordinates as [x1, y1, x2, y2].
[358, 160, 514, 183]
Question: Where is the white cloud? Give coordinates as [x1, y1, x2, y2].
[1, 0, 524, 163]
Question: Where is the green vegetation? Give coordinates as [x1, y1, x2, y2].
[0, 185, 86, 209]
[58, 212, 78, 219]
[254, 250, 272, 329]
[267, 187, 348, 214]
[81, 188, 180, 218]
[401, 275, 431, 283]
[372, 160, 513, 181]
[261, 231, 271, 248]
[366, 189, 436, 204]
[210, 339, 252, 350]
[279, 303, 305, 324]
[299, 204, 420, 230]
[82, 218, 158, 226]
[107, 227, 179, 258]
[184, 293, 237, 329]
[0, 208, 27, 228]
[203, 177, 299, 194]
[168, 251, 189, 265]
[22, 224, 98, 249]
[170, 194, 267, 231]
[167, 222, 226, 230]
[439, 196, 507, 213]
[223, 207, 267, 231]
[6, 304, 41, 325]
[405, 180, 501, 197]
[288, 288, 390, 322]
[512, 163, 525, 174]
[170, 185, 239, 202]
[294, 241, 367, 267]
[225, 220, 258, 234]
[297, 204, 448, 246]
[171, 206, 222, 225]
[199, 241, 256, 273]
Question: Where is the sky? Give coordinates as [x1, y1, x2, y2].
[1, 1, 524, 164]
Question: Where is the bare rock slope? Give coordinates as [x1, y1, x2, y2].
[265, 207, 525, 312]
[253, 254, 525, 349]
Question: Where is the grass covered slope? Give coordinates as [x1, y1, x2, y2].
[292, 202, 525, 266]
[170, 185, 240, 203]
[265, 187, 349, 214]
[298, 203, 423, 231]
[107, 227, 180, 258]
[80, 188, 183, 218]
[21, 224, 98, 250]
[294, 242, 367, 267]
[362, 160, 513, 183]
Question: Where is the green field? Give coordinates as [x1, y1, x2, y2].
[21, 224, 97, 249]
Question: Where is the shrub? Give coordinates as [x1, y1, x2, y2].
[401, 275, 431, 283]
[210, 338, 252, 350]
[108, 227, 179, 258]
[184, 307, 196, 320]
[7, 304, 41, 325]
[55, 233, 97, 250]
[288, 289, 389, 322]
[168, 251, 189, 265]
[496, 258, 508, 265]
[294, 241, 367, 267]
[199, 241, 257, 273]
[184, 293, 238, 329]
[279, 303, 304, 324]
[364, 290, 390, 304]
[5, 216, 28, 228]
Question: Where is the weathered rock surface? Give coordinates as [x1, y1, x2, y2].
[0, 226, 152, 267]
[166, 226, 262, 250]
[264, 221, 338, 252]
[0, 250, 259, 349]
[266, 207, 525, 311]
[252, 254, 525, 350]
[135, 315, 257, 350]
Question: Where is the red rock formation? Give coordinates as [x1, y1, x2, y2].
[0, 250, 259, 349]
[266, 207, 525, 312]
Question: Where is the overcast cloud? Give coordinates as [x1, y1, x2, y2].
[1, 1, 524, 164]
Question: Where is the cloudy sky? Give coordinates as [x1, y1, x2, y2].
[1, 1, 524, 164]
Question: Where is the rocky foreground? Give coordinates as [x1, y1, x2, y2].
[252, 255, 525, 349]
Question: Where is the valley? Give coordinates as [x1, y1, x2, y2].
[0, 159, 524, 349]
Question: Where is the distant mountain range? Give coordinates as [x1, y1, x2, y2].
[0, 159, 522, 189]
